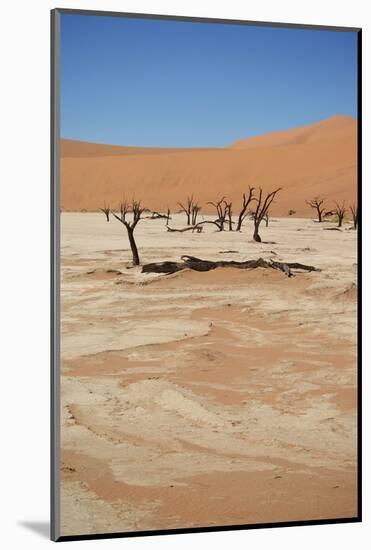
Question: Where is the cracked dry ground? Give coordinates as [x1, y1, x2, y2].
[59, 214, 358, 536]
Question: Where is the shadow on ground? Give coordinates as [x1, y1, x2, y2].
[18, 521, 49, 539]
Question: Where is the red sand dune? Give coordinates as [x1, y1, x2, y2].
[60, 115, 357, 216]
[230, 114, 356, 149]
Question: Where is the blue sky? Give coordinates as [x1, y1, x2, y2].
[60, 14, 358, 147]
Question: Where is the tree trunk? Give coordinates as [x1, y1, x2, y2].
[317, 208, 322, 223]
[253, 223, 261, 242]
[236, 216, 243, 232]
[127, 227, 140, 266]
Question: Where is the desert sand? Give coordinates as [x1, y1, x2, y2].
[60, 115, 357, 216]
[60, 212, 357, 536]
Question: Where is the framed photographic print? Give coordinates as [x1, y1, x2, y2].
[51, 8, 361, 542]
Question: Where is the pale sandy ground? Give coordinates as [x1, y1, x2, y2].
[60, 213, 357, 536]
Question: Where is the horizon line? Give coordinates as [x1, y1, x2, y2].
[60, 113, 357, 150]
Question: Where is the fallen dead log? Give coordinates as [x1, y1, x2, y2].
[152, 212, 171, 220]
[166, 225, 198, 233]
[141, 261, 185, 274]
[142, 255, 321, 277]
[144, 211, 171, 221]
[166, 220, 222, 232]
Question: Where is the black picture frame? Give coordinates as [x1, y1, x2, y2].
[51, 8, 362, 542]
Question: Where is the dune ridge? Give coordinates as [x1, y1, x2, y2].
[230, 115, 356, 149]
[61, 115, 357, 216]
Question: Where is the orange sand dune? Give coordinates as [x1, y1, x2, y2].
[61, 139, 221, 158]
[61, 115, 357, 216]
[230, 114, 356, 149]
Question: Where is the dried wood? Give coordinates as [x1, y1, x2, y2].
[142, 255, 321, 277]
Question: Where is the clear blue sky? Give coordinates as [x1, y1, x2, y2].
[60, 13, 358, 147]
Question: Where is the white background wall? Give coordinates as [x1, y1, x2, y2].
[0, 1, 368, 548]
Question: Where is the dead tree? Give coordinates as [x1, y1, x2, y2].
[99, 202, 110, 222]
[167, 220, 222, 233]
[252, 188, 281, 242]
[264, 213, 269, 227]
[166, 225, 196, 233]
[142, 255, 321, 278]
[224, 201, 233, 231]
[350, 204, 358, 229]
[306, 196, 327, 222]
[324, 210, 335, 218]
[178, 195, 194, 225]
[207, 197, 228, 231]
[191, 203, 201, 225]
[150, 209, 171, 222]
[111, 200, 145, 266]
[236, 188, 255, 231]
[334, 201, 347, 228]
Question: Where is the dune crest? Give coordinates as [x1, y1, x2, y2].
[230, 115, 356, 149]
[61, 115, 357, 216]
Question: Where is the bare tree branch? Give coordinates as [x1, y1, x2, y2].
[334, 201, 347, 228]
[236, 187, 255, 231]
[207, 196, 228, 231]
[99, 202, 110, 222]
[191, 203, 201, 225]
[350, 203, 358, 229]
[223, 200, 234, 231]
[110, 199, 145, 265]
[306, 196, 327, 223]
[251, 187, 281, 242]
[177, 195, 194, 225]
